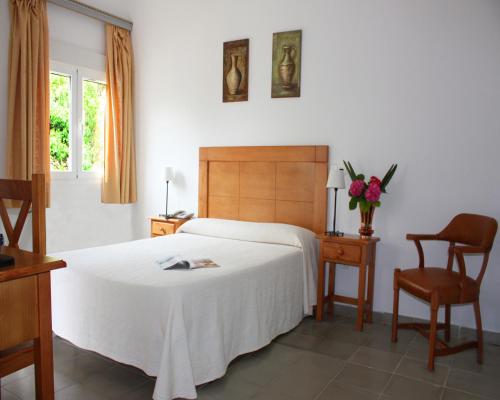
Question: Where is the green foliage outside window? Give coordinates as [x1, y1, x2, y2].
[82, 80, 105, 172]
[49, 72, 106, 173]
[49, 74, 70, 171]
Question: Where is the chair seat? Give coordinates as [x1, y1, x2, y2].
[397, 267, 479, 304]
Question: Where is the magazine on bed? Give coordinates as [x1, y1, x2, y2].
[156, 255, 220, 270]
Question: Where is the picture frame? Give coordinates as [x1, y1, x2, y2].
[271, 30, 302, 98]
[222, 39, 249, 102]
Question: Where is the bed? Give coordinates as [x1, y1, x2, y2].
[51, 145, 328, 400]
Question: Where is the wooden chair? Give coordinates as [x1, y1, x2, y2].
[0, 174, 48, 398]
[392, 213, 498, 370]
[0, 174, 46, 254]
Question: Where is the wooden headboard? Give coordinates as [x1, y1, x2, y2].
[198, 146, 328, 234]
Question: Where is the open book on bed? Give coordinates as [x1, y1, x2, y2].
[156, 255, 220, 270]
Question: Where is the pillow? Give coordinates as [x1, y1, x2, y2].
[177, 218, 315, 249]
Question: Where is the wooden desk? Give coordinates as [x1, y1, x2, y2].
[316, 234, 379, 331]
[0, 246, 66, 400]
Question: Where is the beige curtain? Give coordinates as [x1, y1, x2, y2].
[6, 0, 50, 205]
[102, 24, 137, 204]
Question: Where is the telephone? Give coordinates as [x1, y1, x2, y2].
[170, 210, 194, 219]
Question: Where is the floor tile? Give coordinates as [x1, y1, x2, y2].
[334, 363, 391, 394]
[383, 375, 442, 400]
[395, 357, 449, 385]
[452, 346, 500, 376]
[1, 389, 20, 400]
[3, 371, 76, 400]
[227, 344, 303, 386]
[447, 368, 500, 399]
[0, 366, 34, 386]
[80, 365, 151, 400]
[364, 323, 416, 353]
[55, 384, 106, 400]
[348, 347, 402, 372]
[262, 352, 344, 399]
[441, 388, 489, 400]
[275, 332, 324, 351]
[323, 324, 371, 346]
[316, 381, 379, 400]
[293, 318, 334, 338]
[460, 327, 500, 346]
[311, 339, 359, 360]
[54, 338, 85, 363]
[55, 353, 115, 383]
[249, 390, 293, 400]
[120, 380, 156, 400]
[197, 375, 261, 400]
[404, 340, 454, 366]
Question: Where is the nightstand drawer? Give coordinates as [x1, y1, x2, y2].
[152, 221, 175, 236]
[323, 242, 361, 264]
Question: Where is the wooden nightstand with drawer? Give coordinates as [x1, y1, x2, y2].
[316, 234, 380, 331]
[149, 217, 191, 237]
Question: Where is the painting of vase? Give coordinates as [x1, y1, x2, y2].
[223, 39, 249, 102]
[272, 30, 302, 98]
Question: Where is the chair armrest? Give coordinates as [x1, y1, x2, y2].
[406, 234, 439, 268]
[406, 233, 439, 241]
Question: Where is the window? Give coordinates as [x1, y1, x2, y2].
[49, 62, 106, 179]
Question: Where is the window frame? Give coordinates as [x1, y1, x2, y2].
[49, 61, 106, 181]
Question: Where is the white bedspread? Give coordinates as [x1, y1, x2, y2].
[51, 219, 318, 400]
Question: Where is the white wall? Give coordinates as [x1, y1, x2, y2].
[0, 0, 134, 252]
[128, 0, 500, 332]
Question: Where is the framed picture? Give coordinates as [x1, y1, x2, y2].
[271, 30, 302, 98]
[222, 39, 249, 102]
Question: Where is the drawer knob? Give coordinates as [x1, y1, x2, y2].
[160, 228, 166, 233]
[337, 249, 344, 256]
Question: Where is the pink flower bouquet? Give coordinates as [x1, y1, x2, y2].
[344, 161, 397, 212]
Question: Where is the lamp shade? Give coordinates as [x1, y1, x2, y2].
[164, 167, 175, 182]
[326, 167, 345, 189]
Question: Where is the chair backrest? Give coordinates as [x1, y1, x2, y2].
[0, 174, 46, 255]
[438, 213, 498, 251]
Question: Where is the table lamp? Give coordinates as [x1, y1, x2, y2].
[160, 167, 175, 218]
[326, 166, 346, 236]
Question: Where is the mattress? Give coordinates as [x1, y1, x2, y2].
[50, 219, 318, 400]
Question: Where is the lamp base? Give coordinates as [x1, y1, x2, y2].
[159, 213, 174, 219]
[325, 230, 344, 237]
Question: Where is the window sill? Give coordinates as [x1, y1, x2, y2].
[51, 173, 103, 184]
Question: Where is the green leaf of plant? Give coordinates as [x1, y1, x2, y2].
[381, 164, 397, 191]
[374, 201, 381, 207]
[359, 198, 370, 212]
[344, 160, 357, 181]
[349, 197, 358, 210]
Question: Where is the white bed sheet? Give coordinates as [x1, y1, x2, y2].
[51, 229, 316, 400]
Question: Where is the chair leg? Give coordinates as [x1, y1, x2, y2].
[428, 292, 439, 371]
[473, 300, 484, 364]
[445, 304, 451, 342]
[391, 269, 400, 343]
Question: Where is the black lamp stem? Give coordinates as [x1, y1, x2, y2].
[165, 181, 170, 218]
[333, 188, 338, 233]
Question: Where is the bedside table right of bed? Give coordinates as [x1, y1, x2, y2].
[316, 233, 380, 331]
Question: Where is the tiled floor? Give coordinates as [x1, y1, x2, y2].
[2, 308, 499, 400]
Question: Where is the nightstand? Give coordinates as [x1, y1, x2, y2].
[149, 217, 191, 237]
[316, 234, 380, 331]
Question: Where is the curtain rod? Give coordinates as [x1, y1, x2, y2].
[48, 0, 133, 31]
